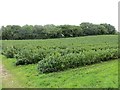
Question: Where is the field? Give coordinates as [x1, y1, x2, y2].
[1, 35, 119, 88]
[1, 55, 118, 88]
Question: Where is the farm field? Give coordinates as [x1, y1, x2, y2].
[0, 55, 2, 90]
[1, 35, 119, 88]
[1, 55, 118, 88]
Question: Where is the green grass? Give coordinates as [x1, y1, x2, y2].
[0, 55, 2, 89]
[2, 35, 118, 47]
[1, 35, 119, 88]
[1, 55, 118, 88]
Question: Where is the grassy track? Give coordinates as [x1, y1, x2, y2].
[1, 55, 118, 88]
[0, 55, 2, 89]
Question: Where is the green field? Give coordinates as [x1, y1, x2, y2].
[0, 55, 2, 90]
[1, 35, 119, 88]
[1, 55, 118, 88]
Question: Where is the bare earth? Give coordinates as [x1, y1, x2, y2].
[0, 63, 2, 89]
[1, 63, 22, 88]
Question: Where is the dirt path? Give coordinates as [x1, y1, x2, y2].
[0, 63, 2, 89]
[1, 64, 23, 88]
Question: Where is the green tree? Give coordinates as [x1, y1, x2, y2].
[100, 23, 116, 34]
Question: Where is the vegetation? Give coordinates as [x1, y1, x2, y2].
[1, 55, 118, 88]
[1, 23, 116, 40]
[1, 34, 119, 88]
[2, 35, 118, 73]
[38, 49, 118, 73]
[0, 56, 2, 89]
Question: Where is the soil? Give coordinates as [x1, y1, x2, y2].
[1, 63, 22, 88]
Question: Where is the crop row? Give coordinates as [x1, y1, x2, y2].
[2, 44, 118, 66]
[2, 35, 118, 73]
[38, 48, 118, 73]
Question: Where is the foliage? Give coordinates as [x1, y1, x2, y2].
[1, 55, 118, 88]
[37, 49, 118, 73]
[2, 35, 118, 73]
[1, 23, 116, 40]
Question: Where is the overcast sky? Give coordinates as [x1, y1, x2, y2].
[0, 0, 119, 30]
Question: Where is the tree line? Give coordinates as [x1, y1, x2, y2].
[1, 22, 116, 40]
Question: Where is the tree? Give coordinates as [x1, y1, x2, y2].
[33, 25, 45, 39]
[80, 22, 96, 35]
[1, 23, 117, 40]
[100, 23, 116, 34]
[44, 24, 62, 38]
[2, 25, 14, 40]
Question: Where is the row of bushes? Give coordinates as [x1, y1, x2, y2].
[2, 35, 118, 73]
[2, 45, 118, 73]
[37, 49, 118, 73]
[2, 44, 118, 66]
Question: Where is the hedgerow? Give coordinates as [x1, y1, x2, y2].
[2, 44, 118, 66]
[37, 49, 118, 73]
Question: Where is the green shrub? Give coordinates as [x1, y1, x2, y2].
[37, 49, 118, 73]
[2, 46, 18, 58]
[15, 48, 54, 65]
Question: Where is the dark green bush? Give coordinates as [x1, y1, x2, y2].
[2, 46, 18, 58]
[37, 49, 118, 73]
[15, 48, 54, 65]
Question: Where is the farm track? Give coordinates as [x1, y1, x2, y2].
[1, 63, 23, 88]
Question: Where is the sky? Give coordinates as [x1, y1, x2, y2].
[0, 0, 119, 30]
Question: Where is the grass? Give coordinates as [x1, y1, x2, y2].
[1, 55, 118, 88]
[0, 55, 2, 89]
[2, 35, 118, 47]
